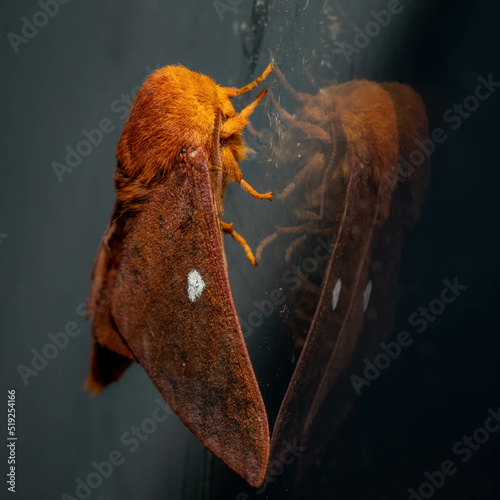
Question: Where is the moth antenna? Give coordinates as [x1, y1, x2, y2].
[225, 64, 273, 97]
[220, 221, 257, 266]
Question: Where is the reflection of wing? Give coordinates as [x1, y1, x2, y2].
[268, 82, 429, 483]
[90, 148, 269, 487]
[381, 82, 430, 224]
[270, 156, 394, 478]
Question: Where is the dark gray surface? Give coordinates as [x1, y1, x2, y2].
[1, 2, 249, 499]
[1, 0, 500, 499]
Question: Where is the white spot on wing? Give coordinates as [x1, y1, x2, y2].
[187, 270, 205, 302]
[332, 279, 341, 310]
[363, 280, 372, 312]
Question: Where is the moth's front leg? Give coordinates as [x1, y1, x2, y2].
[220, 89, 274, 201]
[221, 147, 273, 200]
[220, 221, 257, 266]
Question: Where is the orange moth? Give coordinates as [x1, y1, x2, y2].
[258, 67, 430, 483]
[85, 64, 273, 487]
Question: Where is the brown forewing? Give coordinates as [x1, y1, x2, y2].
[107, 147, 269, 487]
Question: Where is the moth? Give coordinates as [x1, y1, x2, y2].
[85, 64, 274, 487]
[258, 68, 430, 483]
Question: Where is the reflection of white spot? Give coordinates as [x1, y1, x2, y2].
[187, 270, 205, 302]
[332, 279, 341, 310]
[363, 280, 372, 312]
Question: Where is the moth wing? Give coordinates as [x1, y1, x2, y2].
[270, 82, 430, 482]
[87, 221, 116, 320]
[295, 86, 431, 479]
[269, 82, 401, 480]
[292, 171, 402, 481]
[270, 160, 392, 470]
[109, 147, 269, 487]
[380, 82, 430, 224]
[86, 221, 134, 392]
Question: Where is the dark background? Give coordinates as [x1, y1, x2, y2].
[1, 0, 499, 499]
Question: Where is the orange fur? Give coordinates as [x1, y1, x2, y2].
[115, 65, 272, 214]
[277, 80, 399, 184]
[86, 65, 273, 392]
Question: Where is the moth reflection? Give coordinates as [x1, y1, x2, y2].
[258, 66, 430, 484]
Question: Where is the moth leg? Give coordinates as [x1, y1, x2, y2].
[273, 64, 310, 102]
[255, 231, 279, 261]
[221, 221, 257, 266]
[246, 123, 259, 137]
[241, 179, 273, 200]
[295, 293, 321, 324]
[224, 64, 273, 98]
[295, 207, 323, 222]
[276, 223, 312, 234]
[300, 278, 322, 296]
[276, 223, 335, 235]
[303, 61, 318, 92]
[271, 93, 330, 142]
[221, 88, 268, 139]
[278, 152, 325, 200]
[220, 147, 273, 200]
[285, 233, 307, 262]
[292, 179, 333, 223]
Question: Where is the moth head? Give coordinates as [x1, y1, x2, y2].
[214, 65, 273, 179]
[117, 66, 235, 183]
[216, 89, 247, 164]
[116, 64, 271, 191]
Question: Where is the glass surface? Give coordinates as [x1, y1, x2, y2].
[1, 1, 499, 499]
